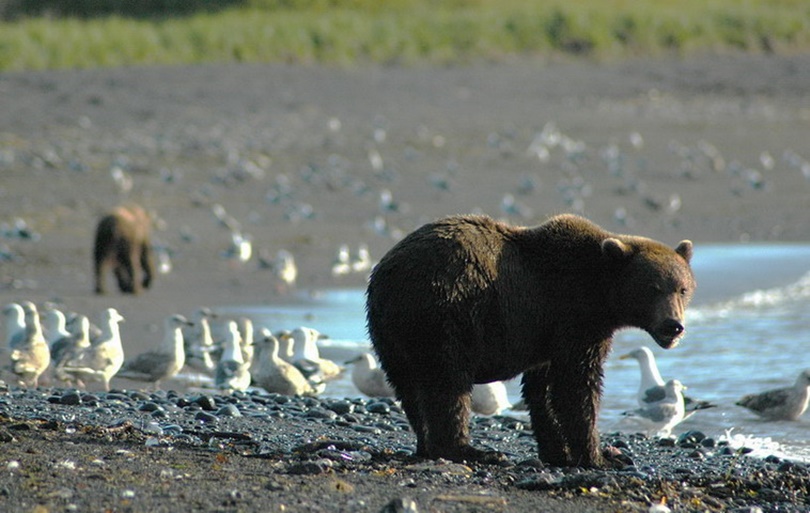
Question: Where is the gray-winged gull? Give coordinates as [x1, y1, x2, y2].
[346, 352, 394, 398]
[116, 314, 193, 389]
[288, 326, 342, 381]
[9, 302, 51, 387]
[621, 346, 715, 418]
[51, 314, 91, 387]
[736, 370, 810, 421]
[621, 379, 687, 437]
[471, 381, 512, 416]
[4, 302, 26, 349]
[184, 309, 217, 375]
[214, 320, 251, 392]
[58, 308, 125, 391]
[252, 328, 319, 396]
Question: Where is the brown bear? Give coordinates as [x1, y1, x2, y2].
[93, 203, 155, 295]
[366, 213, 694, 468]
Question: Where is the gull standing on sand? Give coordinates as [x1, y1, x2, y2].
[238, 317, 255, 367]
[736, 370, 810, 421]
[4, 302, 26, 349]
[116, 314, 193, 389]
[58, 308, 125, 391]
[51, 314, 91, 387]
[621, 346, 715, 417]
[471, 381, 512, 416]
[289, 327, 342, 381]
[9, 302, 51, 387]
[184, 309, 217, 375]
[346, 352, 394, 398]
[621, 379, 687, 437]
[331, 244, 352, 276]
[42, 307, 71, 348]
[214, 320, 251, 392]
[252, 329, 319, 396]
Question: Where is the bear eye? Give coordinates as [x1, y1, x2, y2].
[679, 288, 688, 296]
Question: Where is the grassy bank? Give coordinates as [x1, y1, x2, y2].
[0, 0, 809, 70]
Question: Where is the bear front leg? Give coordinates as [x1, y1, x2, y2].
[522, 368, 570, 466]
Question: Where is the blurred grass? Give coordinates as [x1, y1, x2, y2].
[0, 0, 808, 70]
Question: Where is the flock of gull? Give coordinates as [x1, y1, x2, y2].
[620, 346, 810, 436]
[4, 298, 807, 431]
[0, 300, 512, 416]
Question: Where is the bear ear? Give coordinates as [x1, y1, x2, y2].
[675, 240, 693, 263]
[602, 238, 633, 261]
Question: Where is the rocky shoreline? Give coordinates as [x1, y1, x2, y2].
[1, 383, 808, 512]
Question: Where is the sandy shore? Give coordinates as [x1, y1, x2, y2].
[1, 53, 809, 511]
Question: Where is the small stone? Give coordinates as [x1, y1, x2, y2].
[60, 391, 82, 406]
[366, 401, 391, 414]
[138, 402, 162, 413]
[194, 411, 218, 423]
[216, 405, 242, 417]
[193, 395, 217, 411]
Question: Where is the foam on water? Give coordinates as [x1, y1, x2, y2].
[230, 243, 810, 462]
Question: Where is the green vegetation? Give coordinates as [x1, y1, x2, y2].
[0, 0, 808, 70]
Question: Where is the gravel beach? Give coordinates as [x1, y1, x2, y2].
[1, 53, 810, 512]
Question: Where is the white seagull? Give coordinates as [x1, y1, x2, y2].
[346, 352, 394, 398]
[252, 329, 319, 396]
[116, 314, 193, 389]
[214, 320, 251, 392]
[4, 302, 26, 349]
[51, 314, 92, 387]
[736, 370, 810, 421]
[58, 308, 125, 391]
[471, 381, 512, 416]
[622, 379, 687, 437]
[621, 346, 715, 418]
[288, 327, 342, 381]
[9, 302, 51, 387]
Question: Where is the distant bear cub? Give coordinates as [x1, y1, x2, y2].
[366, 213, 695, 468]
[93, 203, 155, 295]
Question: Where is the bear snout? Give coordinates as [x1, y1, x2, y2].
[652, 318, 685, 349]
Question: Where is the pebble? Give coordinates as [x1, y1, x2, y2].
[0, 384, 806, 512]
[216, 405, 242, 417]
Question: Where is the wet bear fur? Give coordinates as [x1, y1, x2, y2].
[366, 213, 695, 468]
[93, 204, 155, 295]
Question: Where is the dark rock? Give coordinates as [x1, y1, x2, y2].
[379, 497, 419, 513]
[216, 404, 242, 417]
[366, 401, 391, 414]
[60, 391, 82, 405]
[194, 411, 218, 423]
[193, 395, 217, 411]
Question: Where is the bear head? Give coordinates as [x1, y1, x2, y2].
[602, 237, 695, 349]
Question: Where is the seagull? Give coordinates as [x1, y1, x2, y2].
[351, 244, 372, 274]
[9, 302, 51, 387]
[184, 309, 217, 375]
[3, 302, 26, 349]
[223, 231, 252, 265]
[736, 370, 810, 421]
[42, 307, 72, 348]
[346, 352, 394, 398]
[51, 314, 91, 387]
[238, 317, 255, 367]
[116, 314, 193, 389]
[331, 245, 352, 276]
[621, 379, 687, 437]
[214, 320, 251, 392]
[621, 346, 716, 418]
[288, 327, 342, 381]
[58, 308, 125, 391]
[252, 329, 319, 396]
[471, 381, 512, 416]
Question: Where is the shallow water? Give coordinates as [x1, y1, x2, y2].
[228, 243, 810, 462]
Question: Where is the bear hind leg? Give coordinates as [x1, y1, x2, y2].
[522, 369, 571, 467]
[421, 387, 506, 464]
